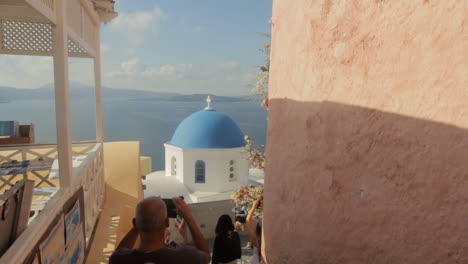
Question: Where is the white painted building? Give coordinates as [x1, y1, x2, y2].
[145, 97, 262, 203]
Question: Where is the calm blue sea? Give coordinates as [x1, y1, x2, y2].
[0, 98, 267, 170]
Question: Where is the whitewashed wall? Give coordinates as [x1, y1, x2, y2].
[168, 199, 236, 243]
[181, 147, 249, 193]
[164, 144, 184, 182]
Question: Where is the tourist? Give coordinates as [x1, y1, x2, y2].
[232, 205, 247, 233]
[211, 214, 242, 264]
[109, 196, 211, 264]
[246, 200, 262, 264]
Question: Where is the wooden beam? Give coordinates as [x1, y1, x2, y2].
[69, 51, 93, 58]
[0, 47, 93, 58]
[0, 18, 3, 48]
[80, 0, 100, 25]
[94, 27, 104, 142]
[0, 49, 53, 56]
[15, 180, 35, 236]
[0, 5, 50, 23]
[0, 141, 97, 151]
[24, 0, 56, 24]
[52, 0, 73, 188]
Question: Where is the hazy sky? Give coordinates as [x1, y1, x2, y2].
[0, 0, 272, 96]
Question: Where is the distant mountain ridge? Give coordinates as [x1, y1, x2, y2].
[0, 82, 254, 103]
[131, 93, 249, 103]
[0, 82, 178, 101]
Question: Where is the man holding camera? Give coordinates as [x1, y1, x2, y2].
[109, 196, 211, 264]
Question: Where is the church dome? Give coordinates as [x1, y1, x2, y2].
[169, 108, 246, 149]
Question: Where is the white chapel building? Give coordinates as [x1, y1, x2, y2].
[144, 97, 262, 203]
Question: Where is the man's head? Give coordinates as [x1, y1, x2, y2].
[135, 196, 169, 233]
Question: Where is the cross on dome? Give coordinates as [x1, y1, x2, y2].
[205, 95, 213, 110]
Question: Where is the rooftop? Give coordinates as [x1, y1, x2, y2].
[143, 169, 264, 203]
[169, 108, 246, 149]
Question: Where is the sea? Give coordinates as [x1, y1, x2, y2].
[0, 98, 268, 170]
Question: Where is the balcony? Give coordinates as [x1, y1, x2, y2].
[0, 141, 142, 264]
[0, 141, 103, 228]
[0, 0, 120, 262]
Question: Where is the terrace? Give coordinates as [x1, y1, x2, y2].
[0, 0, 127, 263]
[0, 2, 257, 263]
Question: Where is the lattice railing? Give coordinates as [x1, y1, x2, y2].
[0, 20, 53, 52]
[0, 142, 98, 192]
[0, 19, 91, 57]
[68, 39, 88, 55]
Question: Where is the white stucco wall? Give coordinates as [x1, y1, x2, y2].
[167, 199, 236, 242]
[165, 144, 249, 193]
[164, 144, 184, 182]
[180, 147, 248, 193]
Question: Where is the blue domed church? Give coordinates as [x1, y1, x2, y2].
[145, 96, 250, 203]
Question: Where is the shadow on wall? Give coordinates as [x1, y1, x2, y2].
[85, 141, 143, 264]
[85, 185, 140, 264]
[262, 99, 468, 264]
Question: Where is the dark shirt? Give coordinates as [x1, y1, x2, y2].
[211, 232, 242, 264]
[233, 207, 247, 223]
[109, 245, 206, 264]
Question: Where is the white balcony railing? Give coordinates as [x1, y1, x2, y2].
[0, 142, 104, 250]
[0, 142, 97, 191]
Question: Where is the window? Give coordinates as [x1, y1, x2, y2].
[171, 157, 177, 176]
[229, 160, 236, 181]
[195, 160, 205, 183]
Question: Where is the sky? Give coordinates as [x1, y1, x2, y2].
[0, 0, 272, 96]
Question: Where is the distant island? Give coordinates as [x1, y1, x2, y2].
[0, 83, 177, 102]
[131, 94, 249, 103]
[0, 83, 254, 103]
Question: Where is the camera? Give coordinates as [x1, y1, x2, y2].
[162, 197, 184, 218]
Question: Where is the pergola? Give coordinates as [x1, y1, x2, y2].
[0, 0, 116, 187]
[0, 0, 116, 262]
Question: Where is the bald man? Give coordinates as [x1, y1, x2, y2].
[109, 196, 211, 264]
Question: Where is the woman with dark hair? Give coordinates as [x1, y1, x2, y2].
[212, 214, 242, 264]
[246, 200, 262, 264]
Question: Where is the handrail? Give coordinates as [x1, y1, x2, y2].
[0, 141, 98, 150]
[0, 187, 71, 264]
[0, 143, 104, 263]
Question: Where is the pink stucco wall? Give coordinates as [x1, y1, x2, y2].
[263, 1, 467, 263]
